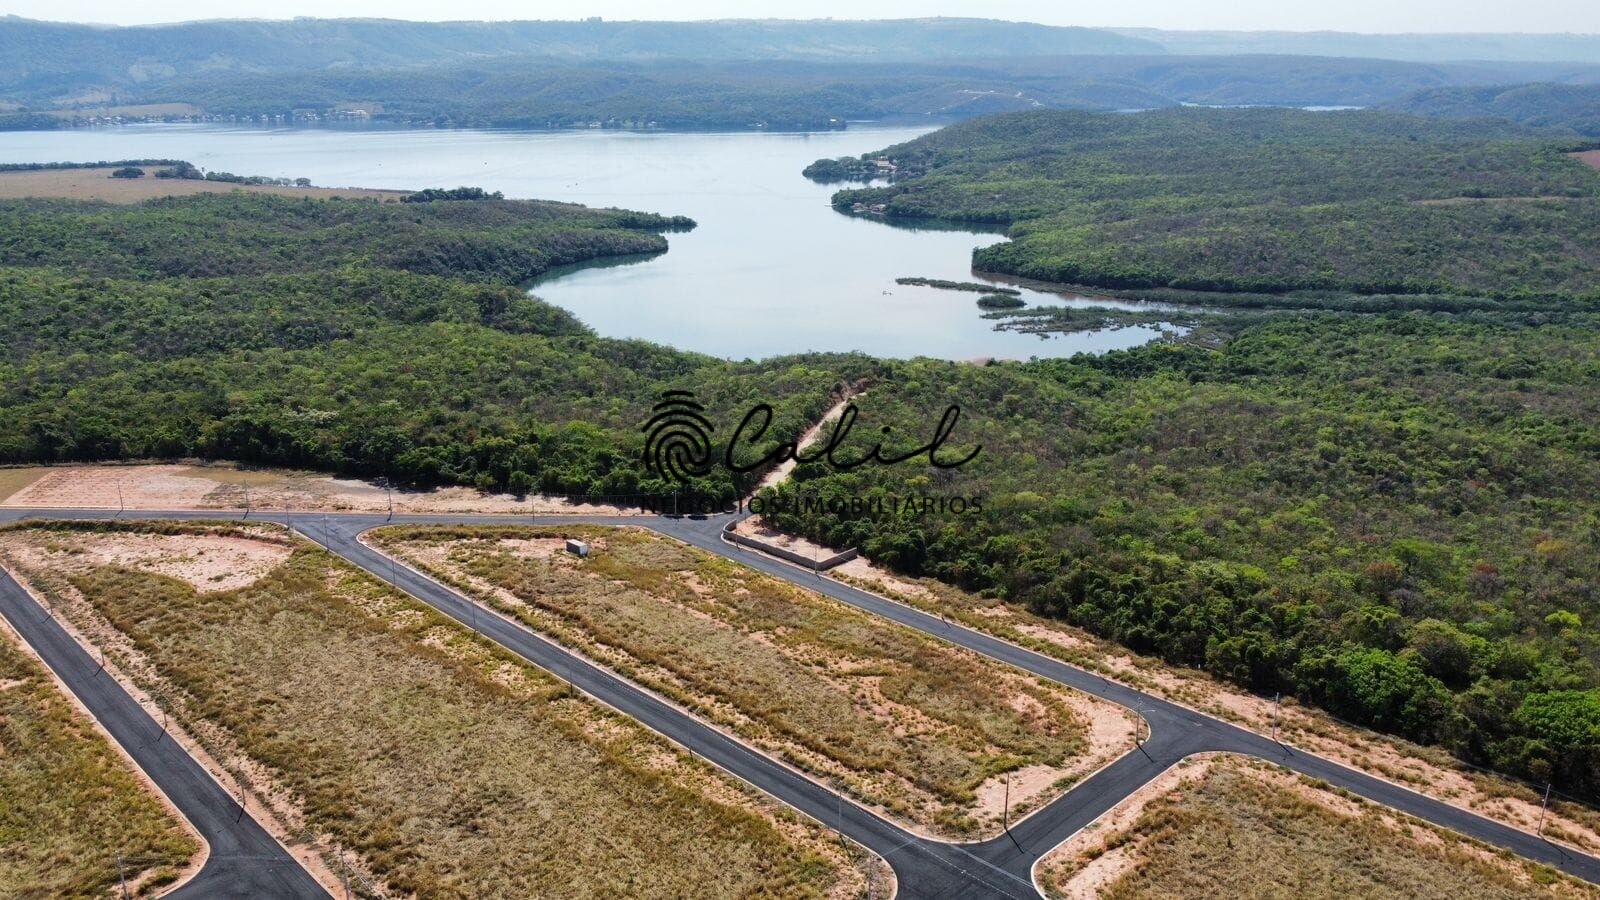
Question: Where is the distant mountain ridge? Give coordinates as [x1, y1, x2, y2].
[1386, 82, 1600, 136]
[6, 16, 1600, 131]
[0, 17, 1161, 87]
[1118, 28, 1600, 64]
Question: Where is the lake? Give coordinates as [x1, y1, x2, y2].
[0, 124, 1169, 360]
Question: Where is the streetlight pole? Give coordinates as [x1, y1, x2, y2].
[1003, 770, 1011, 835]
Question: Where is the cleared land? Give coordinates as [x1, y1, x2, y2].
[1038, 755, 1595, 899]
[0, 166, 406, 203]
[0, 466, 50, 503]
[1575, 151, 1600, 171]
[0, 463, 636, 515]
[817, 547, 1600, 856]
[0, 521, 875, 899]
[373, 525, 1134, 837]
[0, 615, 197, 897]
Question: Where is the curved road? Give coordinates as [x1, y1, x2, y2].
[0, 564, 329, 898]
[3, 506, 1598, 898]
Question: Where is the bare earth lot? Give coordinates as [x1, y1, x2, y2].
[0, 608, 198, 896]
[0, 463, 635, 515]
[1037, 754, 1596, 899]
[374, 524, 1135, 838]
[0, 166, 407, 203]
[1574, 150, 1600, 171]
[0, 522, 877, 899]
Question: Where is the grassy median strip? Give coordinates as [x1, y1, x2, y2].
[0, 522, 869, 899]
[0, 618, 197, 897]
[1040, 756, 1595, 900]
[373, 525, 1131, 836]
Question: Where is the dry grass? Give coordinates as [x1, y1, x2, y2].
[1040, 757, 1595, 899]
[373, 525, 1132, 837]
[0, 619, 197, 897]
[1, 521, 871, 899]
[0, 467, 49, 503]
[0, 168, 407, 203]
[824, 557, 1600, 853]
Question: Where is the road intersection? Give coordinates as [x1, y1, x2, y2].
[2, 506, 1597, 898]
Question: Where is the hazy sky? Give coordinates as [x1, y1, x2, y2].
[7, 1, 1598, 34]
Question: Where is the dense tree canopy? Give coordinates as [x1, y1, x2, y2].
[0, 192, 869, 499]
[815, 108, 1600, 301]
[760, 312, 1600, 798]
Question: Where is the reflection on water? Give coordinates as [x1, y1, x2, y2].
[0, 124, 1172, 361]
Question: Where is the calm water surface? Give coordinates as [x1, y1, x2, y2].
[0, 125, 1167, 360]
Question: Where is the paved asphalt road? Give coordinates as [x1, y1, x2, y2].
[4, 506, 1599, 898]
[0, 562, 329, 898]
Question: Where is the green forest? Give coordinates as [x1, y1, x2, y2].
[4, 116, 1599, 809]
[760, 312, 1600, 801]
[1387, 83, 1600, 137]
[788, 107, 1600, 800]
[815, 108, 1600, 300]
[0, 191, 868, 498]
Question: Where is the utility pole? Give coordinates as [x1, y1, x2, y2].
[340, 851, 351, 900]
[1003, 770, 1011, 834]
[242, 481, 251, 519]
[116, 481, 124, 517]
[385, 480, 394, 522]
[1538, 782, 1553, 837]
[1272, 692, 1281, 743]
[116, 854, 130, 900]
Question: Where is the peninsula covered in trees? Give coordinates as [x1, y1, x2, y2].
[813, 108, 1600, 302]
[0, 188, 862, 500]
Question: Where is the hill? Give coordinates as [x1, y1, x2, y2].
[0, 16, 1158, 97]
[811, 107, 1600, 301]
[1119, 28, 1600, 65]
[6, 17, 1600, 130]
[0, 189, 868, 497]
[1389, 82, 1600, 137]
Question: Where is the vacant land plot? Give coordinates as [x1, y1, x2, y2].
[0, 522, 873, 899]
[823, 549, 1600, 854]
[0, 617, 197, 897]
[0, 463, 636, 516]
[0, 467, 51, 503]
[1038, 755, 1594, 899]
[1575, 151, 1600, 171]
[0, 167, 406, 203]
[374, 525, 1133, 837]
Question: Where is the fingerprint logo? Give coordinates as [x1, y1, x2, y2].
[642, 390, 717, 484]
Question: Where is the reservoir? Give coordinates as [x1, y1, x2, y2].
[0, 125, 1167, 360]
